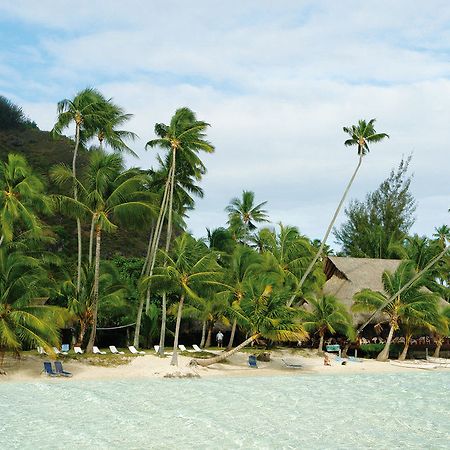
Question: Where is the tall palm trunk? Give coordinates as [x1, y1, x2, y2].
[170, 295, 185, 366]
[398, 333, 411, 361]
[88, 214, 97, 266]
[73, 122, 82, 293]
[226, 319, 237, 350]
[433, 336, 443, 358]
[199, 320, 207, 348]
[377, 320, 396, 361]
[133, 171, 172, 347]
[190, 333, 261, 367]
[86, 225, 101, 353]
[157, 148, 176, 357]
[288, 155, 363, 306]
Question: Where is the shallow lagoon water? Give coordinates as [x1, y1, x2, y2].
[1, 372, 449, 449]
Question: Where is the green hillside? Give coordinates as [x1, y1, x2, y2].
[0, 127, 150, 258]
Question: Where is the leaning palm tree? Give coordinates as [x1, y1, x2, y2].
[226, 190, 269, 241]
[289, 119, 389, 305]
[0, 153, 50, 245]
[134, 107, 214, 348]
[51, 150, 154, 352]
[0, 246, 68, 356]
[353, 261, 439, 361]
[52, 88, 107, 292]
[301, 295, 355, 353]
[190, 283, 308, 367]
[145, 234, 222, 365]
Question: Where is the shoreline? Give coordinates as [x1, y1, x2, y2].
[1, 349, 447, 384]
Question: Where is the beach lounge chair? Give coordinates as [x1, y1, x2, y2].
[93, 346, 106, 355]
[178, 344, 194, 352]
[74, 346, 84, 354]
[61, 344, 70, 353]
[154, 345, 160, 353]
[37, 346, 47, 355]
[282, 358, 303, 369]
[248, 355, 258, 368]
[54, 361, 73, 377]
[128, 346, 145, 355]
[109, 345, 125, 355]
[42, 361, 58, 377]
[53, 347, 68, 356]
[192, 344, 203, 352]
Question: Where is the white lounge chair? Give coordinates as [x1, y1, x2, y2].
[192, 344, 203, 352]
[282, 358, 303, 369]
[52, 347, 68, 356]
[179, 344, 195, 353]
[109, 345, 124, 355]
[128, 346, 145, 355]
[93, 346, 106, 355]
[37, 346, 47, 355]
[74, 346, 84, 354]
[154, 345, 172, 355]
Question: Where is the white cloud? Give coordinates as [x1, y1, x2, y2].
[2, 1, 449, 246]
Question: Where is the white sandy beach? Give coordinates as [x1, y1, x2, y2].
[0, 349, 443, 383]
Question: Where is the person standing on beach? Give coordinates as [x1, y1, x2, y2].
[216, 331, 224, 348]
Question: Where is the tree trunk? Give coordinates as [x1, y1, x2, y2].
[226, 319, 237, 350]
[170, 295, 185, 366]
[77, 321, 88, 346]
[205, 325, 213, 348]
[88, 215, 96, 266]
[341, 341, 351, 358]
[190, 333, 261, 367]
[199, 320, 207, 348]
[433, 337, 443, 358]
[318, 332, 325, 353]
[158, 292, 167, 356]
[288, 155, 363, 306]
[73, 122, 82, 293]
[398, 334, 411, 361]
[86, 226, 101, 353]
[377, 322, 395, 361]
[134, 157, 174, 345]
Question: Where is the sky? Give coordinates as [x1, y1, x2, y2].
[1, 1, 449, 246]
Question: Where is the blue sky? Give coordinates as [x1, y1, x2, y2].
[0, 1, 449, 245]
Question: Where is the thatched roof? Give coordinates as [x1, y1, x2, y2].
[323, 256, 402, 324]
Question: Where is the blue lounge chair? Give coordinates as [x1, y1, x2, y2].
[54, 361, 73, 377]
[61, 344, 70, 353]
[248, 355, 258, 368]
[43, 361, 58, 377]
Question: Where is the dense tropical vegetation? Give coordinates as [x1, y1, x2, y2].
[0, 93, 448, 367]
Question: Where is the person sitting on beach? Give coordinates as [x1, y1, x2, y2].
[216, 331, 224, 348]
[324, 354, 331, 366]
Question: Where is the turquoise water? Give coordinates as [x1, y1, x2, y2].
[1, 372, 449, 449]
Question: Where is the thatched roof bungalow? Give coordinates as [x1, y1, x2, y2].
[323, 256, 402, 325]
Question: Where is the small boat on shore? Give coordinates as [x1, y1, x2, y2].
[389, 360, 439, 370]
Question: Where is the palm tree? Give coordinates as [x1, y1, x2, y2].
[226, 190, 269, 241]
[212, 244, 262, 349]
[254, 224, 324, 306]
[52, 88, 107, 292]
[290, 119, 389, 305]
[0, 154, 50, 245]
[134, 107, 214, 348]
[301, 295, 354, 353]
[145, 234, 222, 365]
[190, 282, 308, 367]
[51, 150, 154, 352]
[432, 306, 450, 358]
[84, 96, 138, 157]
[353, 261, 439, 361]
[433, 225, 450, 249]
[0, 246, 67, 356]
